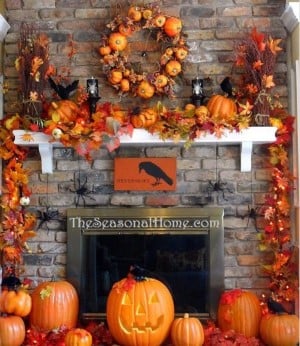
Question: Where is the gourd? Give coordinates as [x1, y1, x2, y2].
[206, 94, 237, 123]
[0, 315, 26, 346]
[65, 328, 93, 346]
[260, 313, 299, 346]
[217, 289, 262, 337]
[29, 280, 79, 332]
[0, 288, 32, 317]
[171, 313, 204, 346]
[106, 266, 174, 346]
[48, 99, 80, 123]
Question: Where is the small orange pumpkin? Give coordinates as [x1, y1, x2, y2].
[29, 280, 79, 332]
[108, 69, 123, 85]
[120, 78, 130, 92]
[0, 315, 26, 346]
[136, 80, 155, 99]
[260, 313, 299, 346]
[217, 289, 262, 338]
[175, 47, 189, 60]
[65, 328, 93, 346]
[128, 6, 142, 22]
[108, 32, 127, 51]
[155, 74, 169, 88]
[206, 94, 237, 123]
[164, 17, 182, 37]
[171, 313, 204, 346]
[98, 45, 111, 56]
[0, 288, 32, 317]
[118, 23, 133, 37]
[131, 108, 158, 128]
[165, 60, 182, 77]
[48, 100, 80, 123]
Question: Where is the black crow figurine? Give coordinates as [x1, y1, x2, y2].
[48, 77, 79, 100]
[220, 76, 234, 97]
[139, 161, 173, 186]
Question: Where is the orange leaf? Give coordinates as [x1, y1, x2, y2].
[262, 74, 275, 89]
[268, 37, 282, 55]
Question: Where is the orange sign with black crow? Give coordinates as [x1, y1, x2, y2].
[114, 158, 176, 191]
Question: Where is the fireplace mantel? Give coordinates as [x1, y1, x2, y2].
[13, 127, 277, 174]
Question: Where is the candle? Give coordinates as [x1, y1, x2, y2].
[87, 77, 99, 97]
[192, 77, 203, 96]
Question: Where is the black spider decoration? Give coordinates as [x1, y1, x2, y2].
[242, 205, 261, 232]
[36, 206, 61, 231]
[206, 180, 233, 200]
[70, 176, 95, 207]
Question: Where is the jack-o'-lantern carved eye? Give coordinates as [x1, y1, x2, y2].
[122, 293, 132, 305]
[149, 292, 159, 304]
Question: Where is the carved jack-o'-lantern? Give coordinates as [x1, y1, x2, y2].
[106, 267, 174, 346]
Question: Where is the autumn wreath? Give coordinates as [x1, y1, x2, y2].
[98, 4, 189, 99]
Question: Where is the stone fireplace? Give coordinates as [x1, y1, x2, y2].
[66, 207, 224, 321]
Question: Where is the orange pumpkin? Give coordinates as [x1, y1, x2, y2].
[175, 47, 189, 60]
[108, 69, 123, 85]
[206, 94, 237, 122]
[0, 288, 32, 317]
[108, 32, 127, 51]
[217, 289, 262, 338]
[164, 17, 182, 37]
[260, 313, 299, 346]
[155, 74, 169, 88]
[119, 23, 133, 37]
[65, 328, 93, 346]
[120, 78, 130, 92]
[128, 6, 142, 22]
[106, 271, 174, 346]
[0, 315, 26, 346]
[136, 80, 155, 99]
[171, 313, 204, 346]
[131, 108, 158, 128]
[98, 45, 111, 56]
[29, 280, 79, 332]
[48, 100, 80, 123]
[165, 60, 182, 77]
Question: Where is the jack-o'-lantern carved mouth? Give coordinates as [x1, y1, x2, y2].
[120, 315, 164, 333]
[119, 291, 165, 333]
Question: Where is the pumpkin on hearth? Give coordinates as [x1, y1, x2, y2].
[171, 313, 204, 346]
[48, 99, 80, 123]
[65, 328, 93, 346]
[0, 314, 26, 346]
[29, 280, 79, 332]
[260, 313, 299, 346]
[0, 287, 32, 317]
[217, 289, 262, 337]
[206, 94, 237, 123]
[106, 266, 174, 346]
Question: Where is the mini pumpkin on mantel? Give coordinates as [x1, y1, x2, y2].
[106, 265, 174, 346]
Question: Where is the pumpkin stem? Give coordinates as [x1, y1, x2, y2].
[128, 264, 147, 281]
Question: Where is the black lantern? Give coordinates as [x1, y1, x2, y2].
[87, 77, 101, 114]
[191, 77, 205, 106]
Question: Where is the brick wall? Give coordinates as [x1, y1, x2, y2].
[2, 0, 288, 294]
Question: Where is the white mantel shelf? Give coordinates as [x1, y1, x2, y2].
[13, 127, 277, 174]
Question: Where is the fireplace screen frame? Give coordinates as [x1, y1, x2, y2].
[66, 207, 224, 321]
